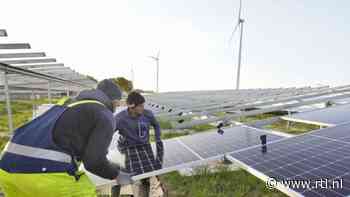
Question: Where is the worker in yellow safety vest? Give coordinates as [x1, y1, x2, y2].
[0, 79, 133, 197]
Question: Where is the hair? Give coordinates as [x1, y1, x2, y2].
[127, 91, 145, 106]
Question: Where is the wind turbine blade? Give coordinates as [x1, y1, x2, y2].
[228, 0, 243, 43]
[228, 22, 240, 43]
[148, 56, 158, 61]
[156, 50, 160, 59]
[238, 0, 242, 21]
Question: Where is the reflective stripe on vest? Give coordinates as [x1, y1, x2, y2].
[67, 100, 104, 108]
[4, 142, 72, 163]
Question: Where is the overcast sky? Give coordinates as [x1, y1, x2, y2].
[1, 0, 350, 92]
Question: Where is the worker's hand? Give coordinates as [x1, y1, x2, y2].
[116, 170, 134, 185]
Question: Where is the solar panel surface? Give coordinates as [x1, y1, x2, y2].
[229, 123, 350, 197]
[283, 104, 350, 127]
[86, 126, 285, 188]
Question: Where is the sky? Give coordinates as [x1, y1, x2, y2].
[1, 0, 350, 92]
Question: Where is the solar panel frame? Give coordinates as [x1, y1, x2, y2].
[0, 63, 90, 88]
[0, 30, 97, 93]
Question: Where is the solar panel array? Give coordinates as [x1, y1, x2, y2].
[146, 87, 327, 115]
[227, 123, 350, 197]
[0, 29, 97, 132]
[85, 125, 285, 188]
[0, 29, 97, 94]
[144, 85, 350, 130]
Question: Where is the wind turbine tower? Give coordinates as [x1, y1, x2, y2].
[148, 50, 160, 93]
[230, 0, 244, 90]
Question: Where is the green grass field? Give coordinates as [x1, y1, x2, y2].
[0, 98, 59, 151]
[232, 111, 320, 135]
[0, 101, 33, 133]
[158, 118, 174, 129]
[160, 166, 286, 197]
[264, 119, 321, 135]
[0, 98, 59, 133]
[234, 111, 288, 123]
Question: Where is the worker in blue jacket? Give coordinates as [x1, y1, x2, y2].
[0, 79, 132, 197]
[115, 91, 162, 197]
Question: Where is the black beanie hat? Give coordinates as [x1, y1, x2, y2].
[97, 79, 122, 100]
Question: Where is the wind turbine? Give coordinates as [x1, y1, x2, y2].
[148, 50, 160, 93]
[230, 0, 244, 90]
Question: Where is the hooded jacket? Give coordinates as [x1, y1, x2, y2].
[115, 109, 161, 147]
[52, 89, 120, 179]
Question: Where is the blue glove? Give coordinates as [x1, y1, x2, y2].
[116, 169, 134, 185]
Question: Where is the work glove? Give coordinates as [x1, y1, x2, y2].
[116, 169, 134, 185]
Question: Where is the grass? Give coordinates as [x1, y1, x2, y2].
[0, 98, 60, 151]
[0, 136, 10, 152]
[234, 111, 287, 123]
[160, 166, 286, 197]
[213, 112, 227, 117]
[149, 130, 190, 142]
[0, 98, 59, 133]
[228, 110, 321, 135]
[161, 131, 190, 139]
[190, 124, 216, 132]
[157, 118, 173, 129]
[264, 119, 321, 135]
[156, 116, 216, 141]
[0, 101, 33, 133]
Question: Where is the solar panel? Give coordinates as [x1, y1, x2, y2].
[14, 63, 64, 69]
[117, 144, 162, 175]
[146, 86, 330, 116]
[121, 140, 202, 176]
[84, 139, 202, 187]
[283, 104, 350, 127]
[0, 58, 56, 65]
[179, 125, 283, 159]
[0, 43, 31, 49]
[227, 123, 350, 197]
[0, 52, 46, 59]
[85, 126, 285, 188]
[174, 91, 350, 129]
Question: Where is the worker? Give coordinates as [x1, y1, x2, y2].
[0, 79, 133, 197]
[115, 91, 163, 197]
